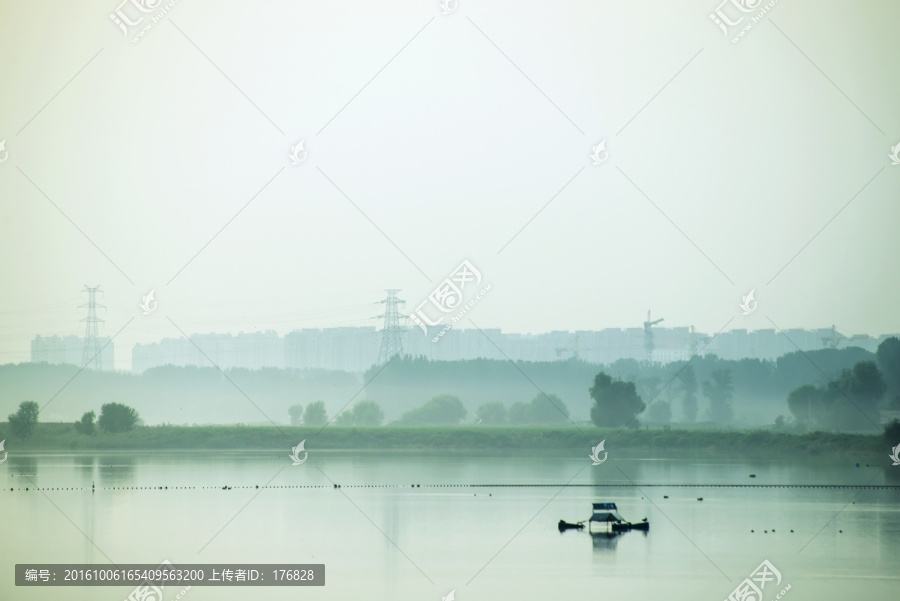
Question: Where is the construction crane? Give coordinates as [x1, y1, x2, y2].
[643, 310, 663, 362]
[554, 334, 600, 360]
[688, 325, 710, 357]
[821, 325, 843, 349]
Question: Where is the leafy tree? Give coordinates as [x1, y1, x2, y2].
[787, 384, 819, 431]
[74, 411, 96, 435]
[97, 403, 140, 433]
[334, 410, 355, 426]
[397, 395, 466, 425]
[335, 401, 384, 426]
[303, 401, 328, 426]
[830, 361, 885, 430]
[636, 376, 661, 407]
[876, 337, 900, 399]
[351, 401, 384, 426]
[885, 419, 900, 446]
[703, 369, 735, 424]
[8, 400, 39, 437]
[645, 400, 671, 424]
[589, 372, 645, 427]
[501, 395, 570, 425]
[288, 404, 304, 426]
[475, 402, 507, 425]
[676, 364, 699, 423]
[786, 361, 885, 432]
[508, 402, 529, 425]
[847, 361, 887, 401]
[526, 393, 570, 424]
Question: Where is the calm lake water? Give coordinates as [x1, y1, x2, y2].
[2, 450, 898, 600]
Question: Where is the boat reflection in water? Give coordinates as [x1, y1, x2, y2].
[590, 530, 620, 551]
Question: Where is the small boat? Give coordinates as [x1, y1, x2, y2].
[589, 503, 649, 533]
[558, 519, 584, 531]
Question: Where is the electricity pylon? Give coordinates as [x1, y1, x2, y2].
[80, 285, 105, 370]
[376, 289, 405, 365]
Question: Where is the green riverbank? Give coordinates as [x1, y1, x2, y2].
[0, 423, 890, 461]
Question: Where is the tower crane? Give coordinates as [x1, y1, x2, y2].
[554, 334, 600, 360]
[643, 310, 664, 362]
[688, 325, 711, 357]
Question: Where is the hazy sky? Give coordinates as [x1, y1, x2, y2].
[1, 0, 898, 370]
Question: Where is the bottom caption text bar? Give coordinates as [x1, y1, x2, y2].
[16, 564, 324, 586]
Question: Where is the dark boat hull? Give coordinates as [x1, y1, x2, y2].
[558, 520, 584, 531]
[611, 521, 650, 532]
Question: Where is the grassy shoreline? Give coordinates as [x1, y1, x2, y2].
[0, 423, 888, 460]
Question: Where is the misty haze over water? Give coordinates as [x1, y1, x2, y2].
[2, 1, 899, 600]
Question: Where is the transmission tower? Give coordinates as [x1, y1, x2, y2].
[80, 285, 106, 371]
[376, 289, 405, 365]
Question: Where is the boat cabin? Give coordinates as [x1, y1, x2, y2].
[589, 503, 625, 531]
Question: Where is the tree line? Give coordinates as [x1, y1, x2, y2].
[3, 338, 895, 434]
[6, 401, 141, 437]
[362, 345, 881, 423]
[309, 337, 900, 432]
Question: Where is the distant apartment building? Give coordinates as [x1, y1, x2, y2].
[126, 325, 892, 374]
[132, 330, 284, 373]
[284, 327, 379, 372]
[30, 334, 115, 371]
[700, 327, 880, 360]
[402, 325, 888, 365]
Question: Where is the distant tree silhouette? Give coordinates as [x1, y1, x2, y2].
[501, 395, 570, 425]
[74, 411, 96, 435]
[786, 361, 885, 431]
[8, 400, 39, 437]
[645, 400, 672, 425]
[703, 369, 735, 424]
[303, 401, 328, 427]
[876, 337, 900, 405]
[508, 402, 529, 425]
[475, 402, 507, 425]
[830, 361, 885, 430]
[288, 404, 304, 426]
[396, 395, 466, 425]
[353, 401, 384, 426]
[98, 403, 140, 433]
[787, 384, 819, 431]
[335, 401, 384, 426]
[676, 365, 699, 423]
[527, 393, 570, 424]
[589, 372, 645, 427]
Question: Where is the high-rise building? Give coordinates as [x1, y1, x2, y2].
[31, 334, 114, 371]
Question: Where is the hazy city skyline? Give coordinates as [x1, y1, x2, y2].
[2, 2, 898, 372]
[29, 320, 894, 373]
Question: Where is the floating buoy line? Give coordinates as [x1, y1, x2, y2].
[2, 482, 897, 492]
